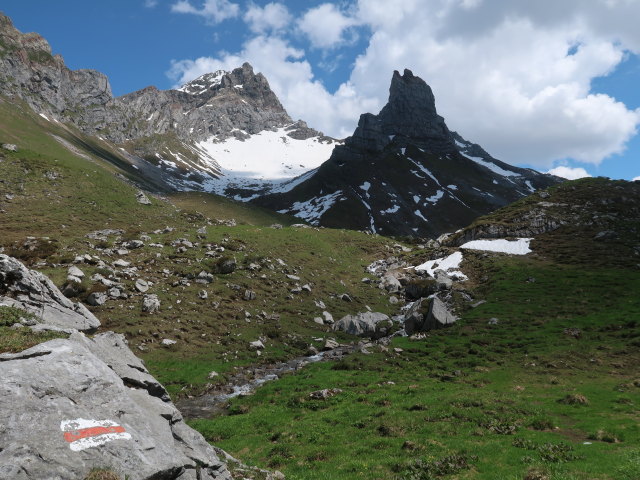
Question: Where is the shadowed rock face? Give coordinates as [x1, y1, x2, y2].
[255, 69, 561, 238]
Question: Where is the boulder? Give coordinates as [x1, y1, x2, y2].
[142, 294, 160, 314]
[0, 254, 100, 332]
[0, 334, 230, 480]
[333, 312, 392, 339]
[404, 296, 457, 335]
[243, 290, 256, 301]
[86, 292, 108, 307]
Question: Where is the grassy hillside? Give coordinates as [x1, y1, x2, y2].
[1, 96, 639, 480]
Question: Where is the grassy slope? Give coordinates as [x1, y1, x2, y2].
[190, 257, 640, 480]
[2, 97, 639, 479]
[0, 98, 401, 397]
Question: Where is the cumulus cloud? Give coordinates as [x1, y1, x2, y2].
[170, 0, 239, 24]
[244, 2, 292, 34]
[144, 0, 158, 7]
[632, 176, 640, 181]
[169, 0, 640, 168]
[547, 166, 592, 180]
[298, 3, 359, 49]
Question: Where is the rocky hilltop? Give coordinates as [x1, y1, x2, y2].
[256, 69, 561, 237]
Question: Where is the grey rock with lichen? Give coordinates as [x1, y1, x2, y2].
[0, 254, 100, 332]
[0, 333, 231, 480]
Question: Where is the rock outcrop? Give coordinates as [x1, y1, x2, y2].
[0, 333, 231, 480]
[0, 254, 100, 332]
[404, 296, 457, 335]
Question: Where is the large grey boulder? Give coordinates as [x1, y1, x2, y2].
[0, 333, 231, 480]
[333, 312, 393, 339]
[0, 254, 100, 332]
[404, 296, 457, 335]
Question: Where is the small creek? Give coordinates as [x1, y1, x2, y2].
[176, 345, 359, 418]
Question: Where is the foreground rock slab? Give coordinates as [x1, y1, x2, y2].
[0, 333, 231, 480]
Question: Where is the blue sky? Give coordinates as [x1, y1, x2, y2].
[2, 0, 639, 181]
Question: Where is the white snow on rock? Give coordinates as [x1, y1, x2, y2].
[414, 251, 467, 280]
[360, 181, 371, 192]
[279, 191, 343, 225]
[460, 238, 532, 255]
[460, 152, 520, 177]
[425, 190, 444, 203]
[176, 70, 225, 94]
[415, 209, 428, 222]
[381, 204, 400, 214]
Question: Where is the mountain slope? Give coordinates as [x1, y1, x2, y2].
[0, 13, 339, 200]
[255, 69, 561, 237]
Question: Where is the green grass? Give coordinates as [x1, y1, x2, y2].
[188, 259, 640, 480]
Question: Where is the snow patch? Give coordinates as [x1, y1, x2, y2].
[414, 252, 467, 280]
[460, 238, 532, 255]
[460, 152, 520, 177]
[281, 191, 343, 225]
[425, 190, 444, 204]
[39, 113, 50, 121]
[381, 204, 400, 214]
[414, 209, 428, 222]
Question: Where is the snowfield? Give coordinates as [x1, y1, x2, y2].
[460, 238, 532, 255]
[196, 127, 339, 199]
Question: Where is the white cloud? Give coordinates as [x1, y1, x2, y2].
[144, 0, 158, 7]
[298, 3, 359, 49]
[244, 3, 292, 34]
[170, 0, 239, 24]
[168, 0, 640, 168]
[547, 166, 592, 180]
[632, 176, 640, 181]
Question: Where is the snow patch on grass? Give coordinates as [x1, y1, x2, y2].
[460, 238, 532, 255]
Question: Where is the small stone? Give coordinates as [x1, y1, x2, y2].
[113, 259, 131, 268]
[67, 266, 85, 278]
[198, 290, 208, 300]
[301, 284, 312, 292]
[161, 339, 177, 346]
[488, 317, 499, 325]
[136, 192, 151, 205]
[323, 339, 339, 350]
[243, 290, 256, 301]
[313, 317, 324, 325]
[286, 274, 300, 281]
[322, 311, 334, 324]
[208, 371, 219, 379]
[249, 340, 265, 350]
[86, 292, 108, 306]
[1, 143, 18, 152]
[126, 240, 144, 249]
[389, 295, 399, 304]
[135, 279, 150, 293]
[142, 294, 160, 313]
[340, 293, 353, 302]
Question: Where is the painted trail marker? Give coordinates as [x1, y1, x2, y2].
[60, 418, 131, 451]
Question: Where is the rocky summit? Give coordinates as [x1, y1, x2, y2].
[256, 69, 560, 237]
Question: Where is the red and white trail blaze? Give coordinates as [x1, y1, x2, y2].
[60, 418, 132, 451]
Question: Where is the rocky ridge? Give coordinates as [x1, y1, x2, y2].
[0, 13, 337, 198]
[255, 69, 561, 237]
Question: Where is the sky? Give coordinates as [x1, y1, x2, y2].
[2, 0, 639, 181]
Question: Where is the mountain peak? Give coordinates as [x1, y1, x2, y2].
[379, 68, 448, 141]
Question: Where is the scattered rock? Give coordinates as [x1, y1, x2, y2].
[323, 339, 339, 350]
[243, 290, 256, 301]
[67, 265, 85, 279]
[249, 340, 265, 350]
[136, 191, 152, 205]
[333, 312, 392, 339]
[309, 388, 342, 400]
[199, 290, 208, 300]
[487, 317, 499, 325]
[322, 311, 334, 324]
[389, 296, 399, 304]
[142, 294, 160, 314]
[86, 292, 108, 307]
[339, 293, 353, 302]
[113, 259, 131, 268]
[1, 143, 17, 152]
[594, 230, 618, 241]
[313, 317, 324, 325]
[161, 339, 177, 346]
[301, 284, 312, 292]
[135, 279, 150, 293]
[126, 240, 144, 249]
[208, 371, 219, 379]
[286, 274, 300, 281]
[404, 296, 457, 335]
